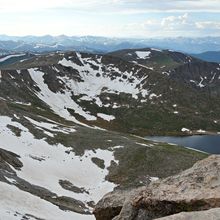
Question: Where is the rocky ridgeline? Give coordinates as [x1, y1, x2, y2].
[94, 155, 220, 220]
[1, 49, 220, 136]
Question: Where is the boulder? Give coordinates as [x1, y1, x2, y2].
[94, 155, 220, 220]
[94, 187, 147, 220]
[157, 208, 220, 220]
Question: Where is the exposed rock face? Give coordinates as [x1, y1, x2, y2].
[0, 148, 23, 172]
[94, 155, 220, 220]
[94, 188, 145, 220]
[157, 208, 220, 220]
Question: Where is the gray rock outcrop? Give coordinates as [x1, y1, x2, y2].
[157, 208, 220, 220]
[94, 155, 220, 220]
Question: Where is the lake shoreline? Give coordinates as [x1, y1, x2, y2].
[145, 135, 220, 154]
[145, 131, 220, 137]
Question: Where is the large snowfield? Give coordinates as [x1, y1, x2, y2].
[0, 116, 119, 219]
[27, 53, 149, 126]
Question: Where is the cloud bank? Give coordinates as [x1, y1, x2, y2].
[0, 0, 219, 37]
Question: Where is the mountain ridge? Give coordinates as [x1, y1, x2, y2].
[1, 35, 220, 54]
[1, 48, 220, 136]
[192, 50, 220, 63]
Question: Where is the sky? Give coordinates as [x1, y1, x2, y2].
[0, 0, 220, 38]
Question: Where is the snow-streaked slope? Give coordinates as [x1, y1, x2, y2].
[0, 116, 118, 216]
[0, 53, 25, 62]
[58, 53, 149, 101]
[24, 116, 76, 134]
[0, 181, 92, 220]
[28, 52, 149, 125]
[28, 68, 97, 125]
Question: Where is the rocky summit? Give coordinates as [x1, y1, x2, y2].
[0, 47, 219, 219]
[94, 155, 220, 220]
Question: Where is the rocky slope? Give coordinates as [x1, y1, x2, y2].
[94, 155, 220, 220]
[109, 48, 220, 91]
[108, 48, 198, 72]
[1, 49, 220, 136]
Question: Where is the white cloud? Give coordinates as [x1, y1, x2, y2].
[1, 0, 220, 13]
[0, 0, 102, 12]
[0, 1, 219, 37]
[122, 13, 220, 37]
[195, 21, 220, 30]
[161, 13, 189, 30]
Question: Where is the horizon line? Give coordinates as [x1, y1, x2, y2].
[0, 34, 220, 40]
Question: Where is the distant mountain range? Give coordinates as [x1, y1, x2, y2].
[0, 35, 220, 54]
[192, 51, 220, 63]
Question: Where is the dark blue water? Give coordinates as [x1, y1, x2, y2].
[145, 135, 220, 154]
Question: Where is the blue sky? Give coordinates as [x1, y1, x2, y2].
[0, 0, 220, 37]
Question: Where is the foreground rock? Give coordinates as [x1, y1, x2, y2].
[94, 188, 146, 220]
[157, 208, 220, 220]
[94, 155, 220, 220]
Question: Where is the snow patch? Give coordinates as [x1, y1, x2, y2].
[135, 51, 151, 59]
[150, 177, 159, 182]
[97, 113, 115, 121]
[13, 101, 31, 106]
[151, 48, 162, 52]
[135, 142, 150, 147]
[181, 128, 190, 132]
[198, 77, 205, 88]
[162, 71, 170, 76]
[149, 93, 161, 100]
